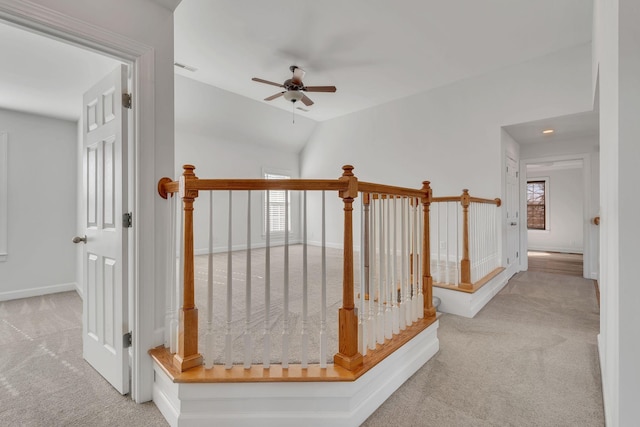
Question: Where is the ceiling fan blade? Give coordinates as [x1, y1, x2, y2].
[292, 67, 306, 85]
[300, 94, 314, 106]
[264, 92, 285, 101]
[303, 85, 337, 93]
[252, 77, 285, 88]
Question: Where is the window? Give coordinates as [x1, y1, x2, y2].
[527, 179, 547, 230]
[264, 172, 290, 233]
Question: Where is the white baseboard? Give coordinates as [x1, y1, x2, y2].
[527, 246, 583, 254]
[153, 321, 439, 427]
[0, 282, 78, 302]
[74, 282, 83, 299]
[434, 270, 510, 318]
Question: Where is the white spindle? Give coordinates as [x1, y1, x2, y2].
[320, 191, 327, 368]
[376, 195, 385, 344]
[204, 192, 215, 369]
[282, 190, 290, 368]
[358, 196, 366, 356]
[301, 191, 309, 367]
[167, 194, 178, 352]
[225, 191, 233, 369]
[244, 191, 252, 369]
[368, 196, 377, 350]
[417, 199, 424, 318]
[174, 202, 185, 354]
[404, 197, 412, 327]
[412, 198, 419, 323]
[392, 196, 399, 334]
[264, 190, 271, 368]
[384, 197, 393, 339]
[400, 197, 407, 330]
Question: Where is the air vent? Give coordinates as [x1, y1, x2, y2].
[174, 62, 197, 72]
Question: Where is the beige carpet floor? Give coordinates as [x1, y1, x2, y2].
[0, 269, 603, 426]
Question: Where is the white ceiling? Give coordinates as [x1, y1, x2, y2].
[504, 110, 599, 145]
[174, 0, 593, 122]
[0, 1, 594, 127]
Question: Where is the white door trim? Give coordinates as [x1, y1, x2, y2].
[519, 153, 594, 279]
[0, 0, 156, 402]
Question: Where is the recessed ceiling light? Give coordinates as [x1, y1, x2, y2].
[542, 129, 554, 135]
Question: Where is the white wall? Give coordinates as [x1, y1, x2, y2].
[175, 75, 315, 253]
[0, 108, 77, 299]
[526, 167, 584, 253]
[301, 44, 593, 247]
[596, 0, 640, 425]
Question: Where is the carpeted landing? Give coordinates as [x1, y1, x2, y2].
[362, 270, 604, 426]
[0, 269, 603, 426]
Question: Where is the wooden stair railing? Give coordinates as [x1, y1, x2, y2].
[158, 164, 438, 374]
[433, 190, 501, 291]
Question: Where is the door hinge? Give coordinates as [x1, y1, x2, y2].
[516, 171, 519, 178]
[122, 93, 132, 109]
[123, 332, 132, 348]
[517, 251, 519, 258]
[123, 212, 133, 228]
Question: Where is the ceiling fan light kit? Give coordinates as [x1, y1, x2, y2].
[283, 90, 304, 103]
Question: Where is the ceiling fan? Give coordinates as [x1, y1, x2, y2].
[252, 65, 337, 107]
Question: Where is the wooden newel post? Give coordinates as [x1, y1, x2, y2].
[421, 182, 436, 317]
[460, 189, 472, 290]
[174, 164, 203, 371]
[334, 165, 364, 371]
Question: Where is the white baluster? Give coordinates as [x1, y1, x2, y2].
[376, 195, 385, 344]
[282, 190, 290, 369]
[264, 190, 271, 368]
[392, 196, 400, 334]
[205, 192, 215, 369]
[173, 202, 184, 354]
[417, 199, 424, 319]
[167, 194, 178, 352]
[244, 191, 252, 369]
[301, 191, 309, 367]
[384, 196, 393, 339]
[368, 196, 377, 350]
[400, 197, 407, 330]
[358, 196, 366, 356]
[225, 191, 233, 369]
[319, 191, 328, 368]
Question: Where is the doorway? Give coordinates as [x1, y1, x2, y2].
[0, 19, 134, 396]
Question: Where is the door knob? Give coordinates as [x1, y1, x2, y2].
[510, 222, 517, 226]
[72, 235, 87, 244]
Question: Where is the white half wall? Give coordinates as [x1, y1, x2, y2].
[0, 108, 77, 301]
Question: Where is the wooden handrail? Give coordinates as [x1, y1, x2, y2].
[432, 195, 501, 206]
[158, 178, 346, 197]
[358, 181, 425, 199]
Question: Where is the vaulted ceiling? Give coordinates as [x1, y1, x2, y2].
[0, 1, 594, 129]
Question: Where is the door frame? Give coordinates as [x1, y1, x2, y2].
[0, 2, 155, 402]
[519, 153, 595, 279]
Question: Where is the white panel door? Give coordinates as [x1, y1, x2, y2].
[505, 155, 520, 275]
[82, 65, 129, 394]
